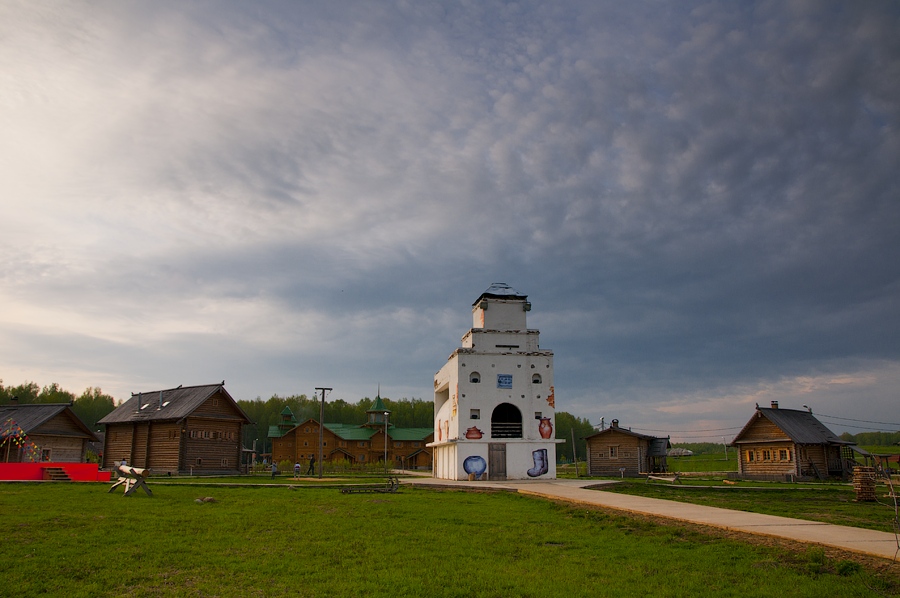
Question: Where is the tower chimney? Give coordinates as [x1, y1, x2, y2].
[770, 401, 779, 409]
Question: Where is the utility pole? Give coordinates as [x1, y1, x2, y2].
[315, 387, 332, 479]
[384, 411, 390, 475]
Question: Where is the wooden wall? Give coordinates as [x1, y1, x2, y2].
[103, 424, 134, 469]
[31, 412, 93, 462]
[738, 442, 797, 477]
[183, 417, 243, 472]
[272, 425, 341, 464]
[29, 435, 86, 462]
[586, 430, 648, 477]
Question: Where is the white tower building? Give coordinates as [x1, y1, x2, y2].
[430, 283, 561, 480]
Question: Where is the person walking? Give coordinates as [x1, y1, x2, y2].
[293, 462, 301, 479]
[306, 455, 316, 475]
[270, 462, 277, 479]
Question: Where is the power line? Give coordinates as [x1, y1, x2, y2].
[631, 425, 743, 434]
[812, 413, 900, 428]
[816, 419, 900, 433]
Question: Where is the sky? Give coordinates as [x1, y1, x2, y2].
[1, 1, 898, 442]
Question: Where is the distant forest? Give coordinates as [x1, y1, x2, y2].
[0, 380, 595, 462]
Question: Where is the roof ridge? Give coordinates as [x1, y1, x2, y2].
[131, 382, 223, 396]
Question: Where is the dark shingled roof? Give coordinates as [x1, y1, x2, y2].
[733, 407, 852, 446]
[98, 383, 250, 425]
[0, 403, 97, 440]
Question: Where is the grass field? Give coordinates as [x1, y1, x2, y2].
[2, 481, 899, 597]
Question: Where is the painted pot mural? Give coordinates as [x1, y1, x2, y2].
[538, 417, 553, 439]
[463, 455, 487, 477]
[465, 426, 483, 439]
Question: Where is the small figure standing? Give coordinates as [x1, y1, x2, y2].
[293, 462, 301, 479]
[307, 455, 316, 475]
[270, 462, 277, 479]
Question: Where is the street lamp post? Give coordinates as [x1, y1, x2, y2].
[384, 411, 389, 475]
[315, 387, 332, 479]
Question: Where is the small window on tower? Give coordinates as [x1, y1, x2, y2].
[470, 409, 480, 420]
[470, 372, 481, 384]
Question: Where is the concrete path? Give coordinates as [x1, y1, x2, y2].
[403, 477, 900, 561]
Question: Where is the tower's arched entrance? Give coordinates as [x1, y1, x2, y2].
[491, 403, 522, 438]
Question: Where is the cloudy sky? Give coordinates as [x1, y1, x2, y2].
[2, 1, 898, 441]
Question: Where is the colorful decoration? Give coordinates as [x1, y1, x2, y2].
[0, 417, 41, 462]
[546, 386, 555, 408]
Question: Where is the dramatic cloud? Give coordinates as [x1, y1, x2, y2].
[1, 1, 898, 439]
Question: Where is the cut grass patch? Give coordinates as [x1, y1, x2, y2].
[1, 482, 897, 597]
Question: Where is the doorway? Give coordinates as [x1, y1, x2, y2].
[489, 443, 506, 480]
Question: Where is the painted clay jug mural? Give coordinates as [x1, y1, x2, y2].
[465, 426, 483, 439]
[538, 417, 553, 439]
[463, 455, 487, 480]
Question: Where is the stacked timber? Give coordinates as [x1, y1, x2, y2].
[852, 466, 876, 502]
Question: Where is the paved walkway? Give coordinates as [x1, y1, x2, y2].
[403, 476, 900, 561]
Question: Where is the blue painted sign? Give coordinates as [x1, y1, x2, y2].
[497, 374, 512, 389]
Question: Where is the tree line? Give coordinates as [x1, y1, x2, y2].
[0, 380, 116, 432]
[1, 379, 597, 461]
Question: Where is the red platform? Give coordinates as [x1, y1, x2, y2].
[0, 462, 111, 482]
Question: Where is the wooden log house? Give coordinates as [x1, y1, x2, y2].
[269, 397, 434, 470]
[730, 401, 855, 480]
[584, 420, 670, 477]
[99, 382, 251, 475]
[1, 402, 98, 463]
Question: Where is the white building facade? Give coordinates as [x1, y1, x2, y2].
[430, 283, 561, 480]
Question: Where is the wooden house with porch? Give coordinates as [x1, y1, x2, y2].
[1, 402, 98, 463]
[99, 382, 251, 475]
[269, 397, 433, 470]
[584, 420, 670, 477]
[730, 401, 855, 480]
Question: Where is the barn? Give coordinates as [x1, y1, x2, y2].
[99, 382, 251, 475]
[731, 401, 855, 480]
[585, 420, 670, 477]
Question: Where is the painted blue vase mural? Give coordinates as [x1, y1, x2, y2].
[463, 455, 487, 477]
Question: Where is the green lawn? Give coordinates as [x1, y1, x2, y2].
[1, 481, 897, 597]
[596, 479, 900, 533]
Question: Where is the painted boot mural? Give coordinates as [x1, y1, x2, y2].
[527, 448, 549, 477]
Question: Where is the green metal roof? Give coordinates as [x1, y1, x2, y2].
[369, 395, 389, 413]
[324, 423, 378, 441]
[269, 420, 431, 442]
[388, 428, 433, 441]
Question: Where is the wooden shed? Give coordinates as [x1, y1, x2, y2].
[99, 383, 251, 475]
[1, 403, 98, 463]
[584, 420, 670, 477]
[730, 401, 854, 480]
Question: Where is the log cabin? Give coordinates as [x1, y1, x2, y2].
[731, 401, 855, 480]
[584, 420, 670, 477]
[269, 397, 433, 470]
[99, 382, 251, 475]
[1, 402, 98, 463]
